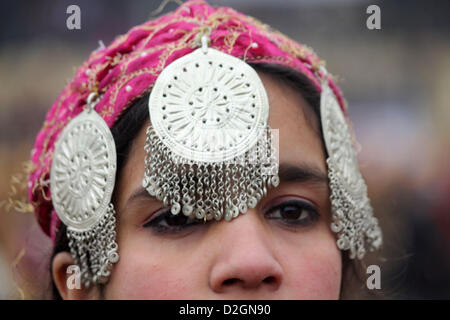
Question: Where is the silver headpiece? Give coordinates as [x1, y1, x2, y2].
[319, 67, 382, 259]
[50, 92, 119, 286]
[142, 35, 280, 222]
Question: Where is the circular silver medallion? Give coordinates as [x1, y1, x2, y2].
[149, 47, 269, 163]
[50, 109, 116, 232]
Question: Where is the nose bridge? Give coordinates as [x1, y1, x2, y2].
[217, 207, 267, 245]
[208, 209, 283, 293]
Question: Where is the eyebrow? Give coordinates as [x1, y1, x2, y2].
[127, 187, 154, 205]
[125, 162, 328, 209]
[277, 162, 328, 185]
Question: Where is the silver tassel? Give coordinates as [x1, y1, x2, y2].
[143, 125, 279, 222]
[66, 203, 119, 286]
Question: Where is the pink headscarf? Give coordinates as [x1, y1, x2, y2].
[28, 0, 347, 242]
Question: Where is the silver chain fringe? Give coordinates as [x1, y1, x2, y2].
[327, 160, 382, 259]
[143, 125, 279, 222]
[66, 203, 119, 287]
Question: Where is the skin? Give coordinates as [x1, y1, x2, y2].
[53, 70, 342, 299]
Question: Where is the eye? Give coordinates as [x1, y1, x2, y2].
[264, 199, 319, 228]
[143, 208, 205, 233]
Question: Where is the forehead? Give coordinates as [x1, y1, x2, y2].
[257, 71, 326, 171]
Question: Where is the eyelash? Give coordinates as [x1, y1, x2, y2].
[264, 199, 319, 228]
[143, 199, 319, 234]
[143, 209, 205, 234]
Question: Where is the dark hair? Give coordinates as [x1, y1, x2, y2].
[49, 62, 369, 299]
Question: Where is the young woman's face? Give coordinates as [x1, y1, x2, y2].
[54, 70, 342, 299]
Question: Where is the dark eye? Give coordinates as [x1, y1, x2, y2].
[143, 208, 204, 233]
[264, 199, 319, 228]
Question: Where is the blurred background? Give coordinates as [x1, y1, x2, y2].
[0, 0, 449, 299]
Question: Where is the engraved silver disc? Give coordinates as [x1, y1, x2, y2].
[149, 47, 269, 162]
[50, 109, 116, 232]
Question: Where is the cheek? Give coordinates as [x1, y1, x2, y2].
[282, 233, 342, 299]
[103, 235, 201, 299]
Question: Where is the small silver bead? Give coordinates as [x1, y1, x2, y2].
[171, 202, 181, 215]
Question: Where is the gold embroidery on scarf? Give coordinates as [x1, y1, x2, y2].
[0, 161, 35, 213]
